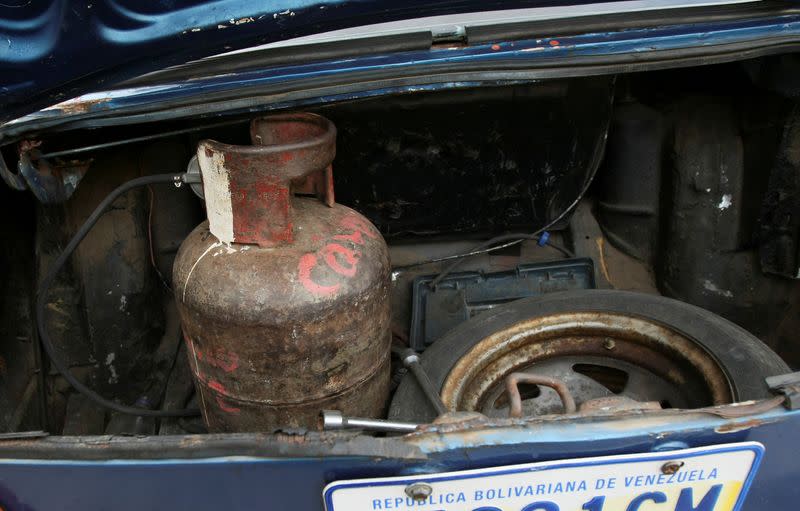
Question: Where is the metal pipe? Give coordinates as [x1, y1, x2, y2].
[29, 286, 49, 432]
[36, 119, 246, 159]
[320, 410, 419, 433]
[400, 349, 448, 416]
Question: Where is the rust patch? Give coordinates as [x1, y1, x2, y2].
[18, 139, 42, 153]
[715, 418, 764, 434]
[54, 97, 113, 116]
[440, 312, 733, 415]
[274, 431, 310, 445]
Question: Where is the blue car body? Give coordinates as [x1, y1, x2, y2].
[0, 408, 797, 509]
[1, 1, 799, 510]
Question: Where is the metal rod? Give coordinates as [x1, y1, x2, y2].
[37, 119, 246, 159]
[0, 431, 48, 441]
[320, 410, 419, 433]
[400, 348, 448, 416]
[29, 280, 49, 433]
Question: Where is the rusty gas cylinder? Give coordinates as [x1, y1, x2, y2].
[173, 113, 391, 432]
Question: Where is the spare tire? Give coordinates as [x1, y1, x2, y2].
[389, 290, 788, 423]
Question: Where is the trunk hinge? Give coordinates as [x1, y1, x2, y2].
[1, 140, 91, 203]
[431, 25, 467, 45]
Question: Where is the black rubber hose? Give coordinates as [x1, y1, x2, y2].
[36, 173, 201, 417]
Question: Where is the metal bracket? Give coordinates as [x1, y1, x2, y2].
[766, 371, 800, 410]
[1, 141, 91, 203]
[19, 148, 91, 203]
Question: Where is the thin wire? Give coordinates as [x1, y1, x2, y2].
[392, 239, 526, 270]
[37, 119, 246, 159]
[147, 185, 173, 292]
[424, 116, 610, 288]
[429, 234, 543, 288]
[393, 237, 575, 272]
[36, 173, 200, 417]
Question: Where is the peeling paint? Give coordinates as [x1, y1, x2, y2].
[199, 148, 235, 243]
[703, 279, 733, 298]
[273, 9, 295, 19]
[212, 243, 238, 257]
[105, 352, 118, 384]
[52, 96, 112, 115]
[718, 194, 732, 210]
[715, 418, 763, 434]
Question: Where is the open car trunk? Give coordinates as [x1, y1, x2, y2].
[1, 7, 800, 509]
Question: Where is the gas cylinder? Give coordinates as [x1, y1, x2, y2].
[173, 113, 391, 432]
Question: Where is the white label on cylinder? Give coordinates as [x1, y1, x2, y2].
[197, 146, 235, 244]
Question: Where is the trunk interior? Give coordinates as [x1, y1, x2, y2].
[1, 55, 799, 440]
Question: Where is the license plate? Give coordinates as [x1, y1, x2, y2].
[323, 442, 763, 511]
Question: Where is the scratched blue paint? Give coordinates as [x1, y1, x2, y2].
[0, 409, 796, 510]
[0, 0, 642, 121]
[2, 5, 800, 511]
[6, 12, 800, 135]
[407, 409, 791, 454]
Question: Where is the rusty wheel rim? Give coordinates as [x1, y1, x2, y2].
[440, 312, 734, 417]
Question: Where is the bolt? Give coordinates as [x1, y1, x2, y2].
[405, 483, 433, 502]
[661, 461, 684, 475]
[603, 339, 616, 350]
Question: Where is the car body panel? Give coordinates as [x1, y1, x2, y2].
[0, 0, 776, 124]
[2, 2, 799, 511]
[4, 5, 800, 143]
[0, 408, 796, 509]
